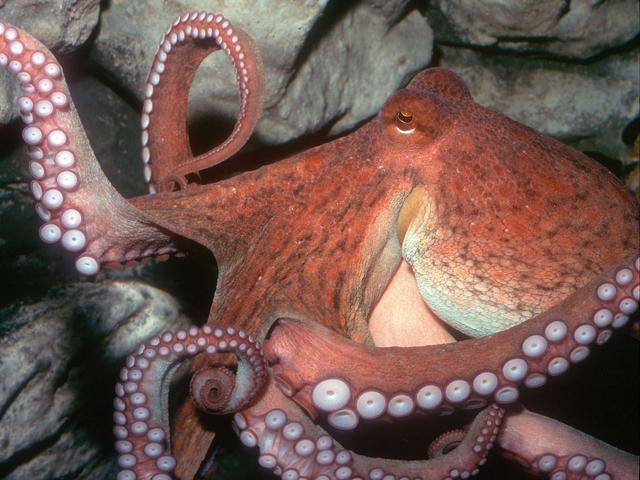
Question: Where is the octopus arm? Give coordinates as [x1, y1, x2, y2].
[141, 12, 265, 192]
[265, 256, 639, 424]
[498, 408, 639, 479]
[233, 382, 505, 480]
[114, 324, 268, 480]
[0, 22, 178, 275]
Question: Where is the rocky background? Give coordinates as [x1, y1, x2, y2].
[0, 1, 638, 479]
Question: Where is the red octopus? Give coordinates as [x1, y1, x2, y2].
[1, 11, 638, 480]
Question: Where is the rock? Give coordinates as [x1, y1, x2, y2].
[0, 142, 58, 305]
[71, 77, 147, 197]
[0, 0, 101, 124]
[91, 0, 433, 144]
[0, 0, 99, 52]
[438, 45, 639, 162]
[428, 0, 639, 58]
[0, 281, 189, 480]
[0, 71, 17, 125]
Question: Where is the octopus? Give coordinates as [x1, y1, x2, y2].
[1, 10, 639, 480]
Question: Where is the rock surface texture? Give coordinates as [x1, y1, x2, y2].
[428, 0, 639, 168]
[428, 0, 639, 58]
[438, 46, 639, 162]
[0, 0, 101, 123]
[0, 282, 189, 480]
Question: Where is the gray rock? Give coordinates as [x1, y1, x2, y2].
[0, 281, 189, 480]
[429, 0, 639, 58]
[281, 0, 433, 139]
[0, 0, 101, 124]
[0, 0, 99, 51]
[0, 142, 56, 303]
[439, 45, 639, 162]
[91, 0, 433, 144]
[0, 70, 17, 125]
[71, 76, 147, 197]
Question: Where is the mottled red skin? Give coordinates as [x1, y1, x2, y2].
[133, 67, 638, 477]
[139, 68, 636, 338]
[1, 14, 638, 480]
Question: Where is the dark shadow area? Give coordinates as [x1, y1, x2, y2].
[622, 115, 639, 147]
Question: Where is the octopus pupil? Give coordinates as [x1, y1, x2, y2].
[397, 111, 413, 123]
[395, 110, 417, 133]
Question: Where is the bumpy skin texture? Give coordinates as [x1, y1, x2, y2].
[1, 11, 638, 480]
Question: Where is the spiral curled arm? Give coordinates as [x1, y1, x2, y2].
[113, 324, 267, 480]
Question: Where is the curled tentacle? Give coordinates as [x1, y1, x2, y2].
[235, 382, 505, 480]
[189, 366, 235, 414]
[142, 11, 264, 192]
[498, 408, 638, 480]
[113, 325, 267, 480]
[265, 256, 639, 424]
[428, 429, 466, 459]
[0, 21, 177, 274]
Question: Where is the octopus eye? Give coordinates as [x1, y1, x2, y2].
[395, 110, 416, 134]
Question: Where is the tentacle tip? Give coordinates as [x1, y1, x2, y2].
[190, 366, 235, 414]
